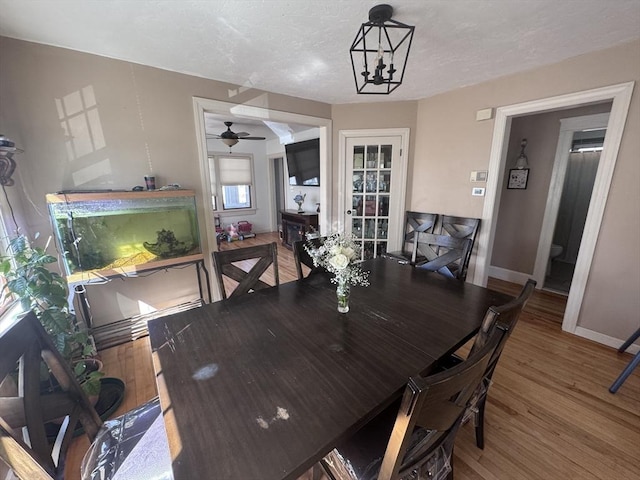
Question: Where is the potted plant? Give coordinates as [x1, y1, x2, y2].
[0, 234, 103, 396]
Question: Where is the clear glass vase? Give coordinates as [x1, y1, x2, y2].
[336, 280, 350, 313]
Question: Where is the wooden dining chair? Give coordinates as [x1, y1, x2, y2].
[212, 242, 280, 299]
[0, 310, 102, 480]
[382, 211, 437, 265]
[442, 278, 536, 449]
[437, 215, 480, 275]
[293, 237, 326, 280]
[414, 233, 473, 280]
[609, 327, 640, 393]
[319, 327, 504, 480]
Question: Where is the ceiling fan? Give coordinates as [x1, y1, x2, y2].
[206, 121, 266, 147]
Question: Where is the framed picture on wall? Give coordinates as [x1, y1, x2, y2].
[507, 168, 529, 189]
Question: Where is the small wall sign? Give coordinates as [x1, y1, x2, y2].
[507, 168, 529, 189]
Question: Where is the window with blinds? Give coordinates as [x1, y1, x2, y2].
[209, 154, 255, 211]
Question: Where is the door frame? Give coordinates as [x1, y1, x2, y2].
[532, 112, 610, 287]
[473, 82, 634, 335]
[192, 97, 332, 298]
[338, 128, 410, 249]
[268, 153, 286, 232]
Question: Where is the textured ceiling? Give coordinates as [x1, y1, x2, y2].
[0, 0, 639, 104]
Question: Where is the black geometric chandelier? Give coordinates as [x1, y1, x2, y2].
[349, 4, 415, 95]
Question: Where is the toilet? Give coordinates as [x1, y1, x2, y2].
[547, 244, 563, 276]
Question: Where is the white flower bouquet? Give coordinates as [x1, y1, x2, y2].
[304, 232, 370, 287]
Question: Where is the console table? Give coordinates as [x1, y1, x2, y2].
[280, 210, 319, 249]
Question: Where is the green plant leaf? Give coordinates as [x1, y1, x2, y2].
[82, 371, 104, 396]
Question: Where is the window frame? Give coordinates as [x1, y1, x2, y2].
[208, 153, 257, 215]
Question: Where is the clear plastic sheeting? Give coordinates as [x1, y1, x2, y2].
[81, 397, 173, 480]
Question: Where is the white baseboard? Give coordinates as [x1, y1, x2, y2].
[574, 326, 640, 354]
[487, 266, 533, 286]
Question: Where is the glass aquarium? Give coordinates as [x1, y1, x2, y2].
[46, 190, 202, 278]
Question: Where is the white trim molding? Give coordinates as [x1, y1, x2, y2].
[473, 82, 634, 341]
[487, 266, 533, 286]
[574, 327, 640, 355]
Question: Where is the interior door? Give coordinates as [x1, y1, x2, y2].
[345, 136, 404, 260]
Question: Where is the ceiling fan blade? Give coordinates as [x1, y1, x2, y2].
[206, 134, 223, 138]
[235, 132, 251, 137]
[240, 136, 266, 140]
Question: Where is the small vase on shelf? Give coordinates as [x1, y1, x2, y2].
[336, 279, 350, 314]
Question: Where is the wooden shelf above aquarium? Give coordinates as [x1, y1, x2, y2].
[45, 189, 196, 203]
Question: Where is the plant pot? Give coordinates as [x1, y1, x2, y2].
[45, 377, 126, 440]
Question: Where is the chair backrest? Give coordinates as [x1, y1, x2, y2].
[376, 328, 503, 480]
[402, 212, 438, 263]
[0, 311, 102, 480]
[469, 279, 536, 377]
[293, 237, 326, 280]
[212, 242, 280, 299]
[438, 215, 480, 275]
[415, 233, 473, 280]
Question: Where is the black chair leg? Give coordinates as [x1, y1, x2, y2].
[475, 397, 487, 449]
[609, 351, 640, 393]
[609, 327, 640, 394]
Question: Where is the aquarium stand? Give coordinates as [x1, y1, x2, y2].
[46, 190, 209, 329]
[67, 254, 211, 328]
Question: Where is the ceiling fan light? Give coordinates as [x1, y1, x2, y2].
[222, 138, 239, 147]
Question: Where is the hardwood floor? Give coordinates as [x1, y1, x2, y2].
[65, 233, 640, 479]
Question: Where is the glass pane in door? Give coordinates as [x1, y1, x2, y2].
[348, 143, 396, 260]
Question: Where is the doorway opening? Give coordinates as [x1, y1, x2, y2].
[270, 154, 285, 237]
[545, 127, 606, 293]
[474, 82, 634, 336]
[192, 97, 332, 300]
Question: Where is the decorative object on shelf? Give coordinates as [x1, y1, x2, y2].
[144, 174, 156, 190]
[294, 192, 306, 213]
[304, 232, 370, 313]
[143, 229, 194, 258]
[507, 168, 530, 189]
[349, 4, 415, 95]
[316, 203, 320, 213]
[0, 134, 21, 187]
[514, 138, 529, 169]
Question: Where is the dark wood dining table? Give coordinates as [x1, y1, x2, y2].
[147, 257, 510, 480]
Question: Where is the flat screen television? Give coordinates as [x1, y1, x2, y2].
[285, 138, 320, 186]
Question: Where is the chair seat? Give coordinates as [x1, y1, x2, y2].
[323, 402, 451, 480]
[81, 397, 173, 480]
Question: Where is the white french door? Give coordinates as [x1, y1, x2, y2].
[343, 133, 407, 260]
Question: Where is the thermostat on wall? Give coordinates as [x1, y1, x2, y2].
[472, 187, 486, 196]
[470, 170, 488, 182]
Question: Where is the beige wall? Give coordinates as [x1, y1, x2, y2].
[0, 37, 330, 323]
[413, 39, 640, 342]
[492, 103, 612, 273]
[1, 35, 638, 344]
